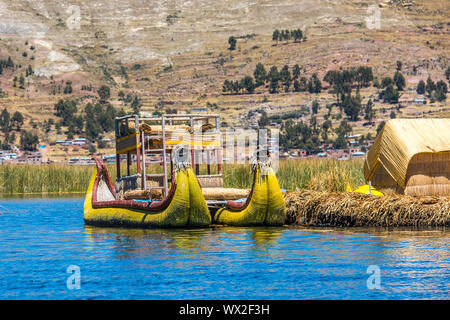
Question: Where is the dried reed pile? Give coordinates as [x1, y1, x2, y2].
[123, 189, 163, 200]
[202, 187, 249, 200]
[284, 190, 450, 227]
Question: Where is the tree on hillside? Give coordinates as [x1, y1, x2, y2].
[117, 108, 127, 118]
[321, 119, 332, 141]
[282, 30, 291, 43]
[241, 76, 255, 94]
[54, 99, 77, 126]
[131, 96, 142, 114]
[7, 57, 14, 68]
[294, 77, 307, 92]
[232, 80, 242, 93]
[396, 60, 402, 71]
[376, 121, 385, 137]
[333, 120, 352, 150]
[425, 77, 436, 97]
[379, 84, 399, 104]
[272, 29, 280, 44]
[335, 120, 352, 137]
[223, 80, 233, 93]
[381, 77, 393, 88]
[253, 63, 267, 87]
[71, 115, 84, 134]
[390, 111, 396, 119]
[342, 92, 362, 121]
[0, 108, 10, 132]
[268, 66, 280, 94]
[436, 80, 448, 95]
[228, 36, 236, 50]
[258, 110, 269, 127]
[333, 133, 348, 150]
[97, 85, 111, 102]
[434, 80, 448, 102]
[292, 64, 300, 80]
[446, 66, 450, 81]
[308, 74, 321, 94]
[20, 130, 39, 151]
[394, 71, 406, 91]
[63, 81, 73, 94]
[311, 100, 319, 115]
[19, 74, 25, 89]
[98, 104, 116, 132]
[364, 99, 375, 123]
[280, 65, 291, 92]
[354, 66, 374, 88]
[293, 80, 300, 92]
[416, 80, 426, 94]
[324, 70, 344, 104]
[293, 29, 303, 42]
[84, 103, 100, 140]
[11, 111, 24, 130]
[313, 74, 322, 93]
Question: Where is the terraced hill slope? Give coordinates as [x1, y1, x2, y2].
[0, 0, 448, 161]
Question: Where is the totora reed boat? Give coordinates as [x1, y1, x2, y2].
[213, 157, 286, 226]
[83, 113, 286, 228]
[83, 156, 211, 228]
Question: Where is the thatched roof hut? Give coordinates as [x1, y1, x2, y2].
[364, 119, 450, 196]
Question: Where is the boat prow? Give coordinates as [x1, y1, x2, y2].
[213, 163, 286, 226]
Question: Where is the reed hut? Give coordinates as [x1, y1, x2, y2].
[364, 119, 450, 196]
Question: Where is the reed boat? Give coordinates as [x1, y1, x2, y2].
[213, 161, 286, 226]
[83, 157, 211, 228]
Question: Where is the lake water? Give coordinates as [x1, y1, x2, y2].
[0, 198, 448, 300]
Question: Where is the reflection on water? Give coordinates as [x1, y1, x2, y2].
[0, 198, 448, 300]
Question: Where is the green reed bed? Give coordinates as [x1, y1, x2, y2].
[276, 158, 365, 192]
[0, 159, 365, 195]
[221, 159, 365, 192]
[0, 164, 95, 194]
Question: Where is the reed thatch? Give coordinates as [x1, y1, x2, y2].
[405, 152, 450, 197]
[123, 188, 163, 200]
[198, 175, 224, 188]
[284, 190, 450, 227]
[364, 119, 450, 197]
[202, 187, 249, 200]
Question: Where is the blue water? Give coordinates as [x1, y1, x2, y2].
[0, 198, 448, 300]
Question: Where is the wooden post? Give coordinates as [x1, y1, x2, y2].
[195, 150, 200, 175]
[141, 131, 146, 190]
[217, 148, 222, 175]
[170, 152, 173, 183]
[215, 115, 221, 175]
[162, 115, 168, 197]
[207, 150, 211, 175]
[135, 115, 141, 174]
[126, 118, 130, 176]
[115, 118, 121, 179]
[116, 154, 121, 179]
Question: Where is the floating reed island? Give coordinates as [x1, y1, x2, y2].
[284, 190, 450, 227]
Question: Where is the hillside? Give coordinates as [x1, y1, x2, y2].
[0, 0, 449, 161]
